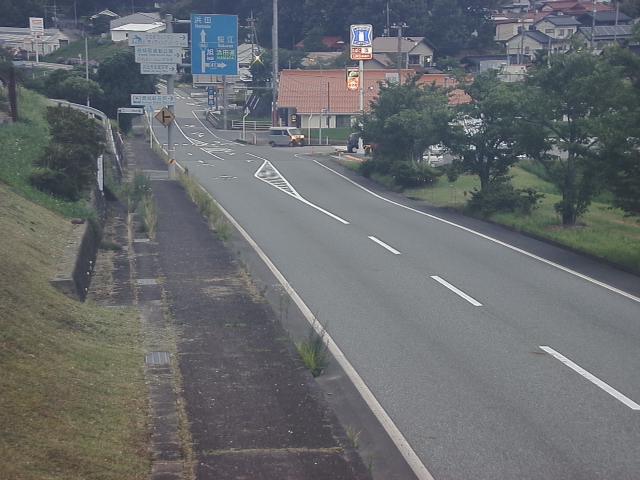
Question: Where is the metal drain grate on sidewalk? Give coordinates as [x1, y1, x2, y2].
[145, 351, 171, 366]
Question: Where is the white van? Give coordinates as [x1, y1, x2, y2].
[268, 127, 305, 147]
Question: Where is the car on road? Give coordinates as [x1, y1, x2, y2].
[268, 127, 305, 147]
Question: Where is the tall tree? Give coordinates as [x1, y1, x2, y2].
[447, 70, 525, 192]
[95, 50, 156, 121]
[363, 76, 453, 163]
[521, 50, 634, 225]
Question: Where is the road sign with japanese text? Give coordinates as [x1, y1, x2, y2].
[130, 94, 176, 106]
[128, 32, 188, 47]
[350, 24, 373, 61]
[140, 63, 178, 75]
[135, 46, 182, 64]
[190, 14, 238, 76]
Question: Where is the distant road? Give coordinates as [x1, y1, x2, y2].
[150, 88, 640, 480]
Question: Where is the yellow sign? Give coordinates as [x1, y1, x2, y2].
[346, 68, 359, 91]
[155, 107, 175, 127]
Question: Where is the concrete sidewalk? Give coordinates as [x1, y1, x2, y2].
[125, 130, 370, 479]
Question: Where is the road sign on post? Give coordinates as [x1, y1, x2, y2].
[350, 24, 373, 61]
[346, 67, 360, 91]
[155, 107, 175, 127]
[128, 32, 188, 47]
[141, 63, 178, 75]
[135, 46, 183, 64]
[130, 94, 176, 106]
[190, 14, 238, 76]
[29, 17, 44, 35]
[117, 107, 145, 114]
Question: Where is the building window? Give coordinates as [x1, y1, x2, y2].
[423, 56, 432, 67]
[408, 54, 420, 65]
[545, 29, 554, 35]
[524, 46, 530, 54]
[336, 115, 351, 128]
[559, 29, 565, 37]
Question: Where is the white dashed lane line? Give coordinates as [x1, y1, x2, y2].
[430, 275, 483, 307]
[368, 236, 401, 255]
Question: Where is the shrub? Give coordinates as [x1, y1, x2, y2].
[390, 161, 441, 188]
[466, 180, 544, 217]
[29, 167, 80, 199]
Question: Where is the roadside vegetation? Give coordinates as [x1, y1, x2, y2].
[354, 46, 640, 272]
[43, 37, 127, 64]
[0, 183, 149, 480]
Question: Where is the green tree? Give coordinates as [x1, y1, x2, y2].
[364, 76, 453, 163]
[447, 71, 525, 192]
[32, 106, 105, 199]
[521, 51, 634, 225]
[96, 50, 156, 122]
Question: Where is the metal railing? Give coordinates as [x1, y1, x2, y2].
[231, 119, 271, 131]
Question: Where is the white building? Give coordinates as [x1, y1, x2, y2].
[0, 27, 69, 58]
[109, 12, 164, 42]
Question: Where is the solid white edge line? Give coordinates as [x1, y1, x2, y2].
[540, 346, 640, 411]
[313, 160, 640, 305]
[368, 236, 402, 255]
[430, 275, 483, 307]
[250, 153, 350, 225]
[190, 182, 434, 480]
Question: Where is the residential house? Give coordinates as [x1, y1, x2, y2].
[498, 1, 533, 14]
[109, 12, 164, 42]
[576, 11, 633, 27]
[537, 0, 614, 15]
[372, 36, 435, 70]
[462, 55, 510, 73]
[0, 26, 69, 58]
[89, 9, 119, 22]
[534, 15, 581, 39]
[277, 69, 466, 129]
[505, 29, 570, 62]
[295, 36, 345, 51]
[493, 12, 549, 42]
[577, 24, 635, 48]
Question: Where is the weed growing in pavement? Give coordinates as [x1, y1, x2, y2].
[138, 193, 157, 239]
[100, 239, 122, 251]
[345, 425, 361, 449]
[178, 170, 231, 241]
[296, 322, 329, 377]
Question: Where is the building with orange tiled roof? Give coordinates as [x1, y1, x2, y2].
[277, 69, 468, 129]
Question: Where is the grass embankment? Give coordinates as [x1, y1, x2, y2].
[0, 88, 149, 479]
[338, 157, 640, 272]
[0, 88, 92, 218]
[0, 184, 149, 480]
[43, 38, 127, 64]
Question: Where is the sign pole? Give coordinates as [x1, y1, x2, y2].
[359, 59, 364, 115]
[223, 75, 227, 130]
[165, 14, 176, 179]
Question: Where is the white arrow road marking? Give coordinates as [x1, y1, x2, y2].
[249, 153, 349, 225]
[430, 275, 483, 306]
[368, 236, 401, 255]
[540, 346, 640, 410]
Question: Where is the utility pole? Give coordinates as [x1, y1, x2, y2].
[272, 0, 279, 126]
[591, 0, 596, 49]
[384, 2, 390, 36]
[85, 35, 90, 106]
[165, 13, 176, 179]
[391, 22, 407, 84]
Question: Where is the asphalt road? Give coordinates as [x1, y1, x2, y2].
[151, 88, 640, 480]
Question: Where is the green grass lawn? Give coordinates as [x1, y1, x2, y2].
[342, 159, 640, 272]
[43, 37, 127, 64]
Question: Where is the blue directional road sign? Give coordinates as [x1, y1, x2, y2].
[191, 14, 238, 76]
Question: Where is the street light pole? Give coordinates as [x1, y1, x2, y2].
[272, 0, 279, 126]
[391, 22, 407, 84]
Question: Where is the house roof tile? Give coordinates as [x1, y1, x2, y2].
[277, 69, 468, 114]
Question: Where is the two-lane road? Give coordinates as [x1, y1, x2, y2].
[150, 90, 640, 479]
